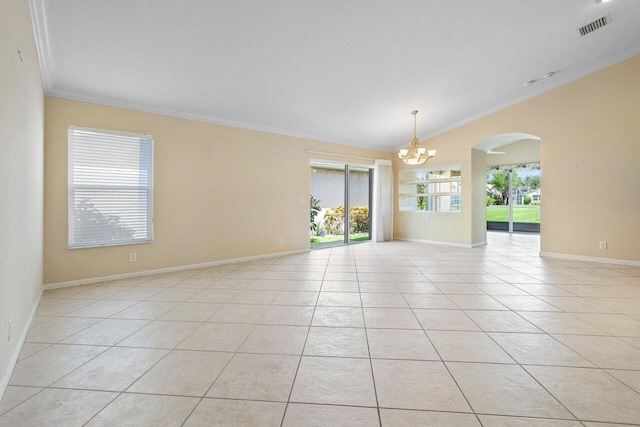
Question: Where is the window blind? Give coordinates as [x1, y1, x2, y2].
[68, 126, 154, 249]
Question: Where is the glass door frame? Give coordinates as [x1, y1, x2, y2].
[310, 161, 374, 248]
[487, 163, 541, 234]
[344, 164, 374, 245]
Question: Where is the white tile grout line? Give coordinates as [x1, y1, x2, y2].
[399, 282, 483, 425]
[279, 252, 326, 427]
[357, 253, 384, 427]
[3, 237, 640, 424]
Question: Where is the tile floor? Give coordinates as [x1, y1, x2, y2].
[1, 232, 640, 426]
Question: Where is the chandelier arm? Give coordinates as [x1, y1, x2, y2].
[398, 109, 435, 166]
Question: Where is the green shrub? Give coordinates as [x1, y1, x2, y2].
[349, 206, 370, 233]
[523, 196, 532, 205]
[323, 205, 369, 235]
[310, 195, 322, 235]
[486, 196, 496, 206]
[323, 206, 345, 235]
[417, 183, 426, 210]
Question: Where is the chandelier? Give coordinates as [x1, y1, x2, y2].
[398, 110, 436, 165]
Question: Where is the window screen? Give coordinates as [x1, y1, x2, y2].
[68, 126, 154, 249]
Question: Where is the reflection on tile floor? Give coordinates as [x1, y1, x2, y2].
[2, 232, 640, 426]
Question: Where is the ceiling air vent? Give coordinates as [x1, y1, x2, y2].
[578, 14, 610, 37]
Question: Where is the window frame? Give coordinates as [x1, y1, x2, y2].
[399, 167, 462, 213]
[67, 126, 154, 249]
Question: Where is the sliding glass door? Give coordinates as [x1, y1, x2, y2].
[347, 167, 372, 244]
[487, 163, 541, 233]
[310, 163, 372, 249]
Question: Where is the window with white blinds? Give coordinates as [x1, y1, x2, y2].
[68, 126, 154, 249]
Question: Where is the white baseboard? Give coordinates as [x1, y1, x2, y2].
[0, 288, 43, 404]
[540, 251, 640, 267]
[395, 237, 487, 249]
[44, 249, 310, 290]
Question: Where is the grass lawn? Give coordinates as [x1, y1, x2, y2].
[310, 232, 370, 247]
[487, 205, 540, 223]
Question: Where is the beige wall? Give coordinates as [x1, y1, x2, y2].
[394, 133, 475, 245]
[395, 55, 640, 262]
[0, 0, 44, 392]
[44, 98, 391, 284]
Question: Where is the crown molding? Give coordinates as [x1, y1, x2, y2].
[28, 0, 54, 91]
[418, 47, 640, 144]
[44, 47, 640, 154]
[28, 0, 390, 154]
[29, 0, 639, 154]
[45, 87, 391, 153]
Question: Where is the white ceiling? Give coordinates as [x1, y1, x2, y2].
[31, 0, 640, 151]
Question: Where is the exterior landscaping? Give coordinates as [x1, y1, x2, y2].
[310, 195, 371, 247]
[310, 232, 370, 246]
[487, 165, 541, 228]
[486, 205, 540, 223]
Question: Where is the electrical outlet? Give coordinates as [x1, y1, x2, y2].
[599, 241, 607, 250]
[425, 215, 431, 222]
[278, 237, 283, 244]
[129, 253, 137, 262]
[8, 318, 12, 341]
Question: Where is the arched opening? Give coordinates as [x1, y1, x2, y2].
[474, 132, 540, 152]
[472, 133, 541, 249]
